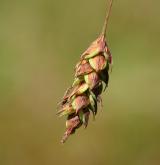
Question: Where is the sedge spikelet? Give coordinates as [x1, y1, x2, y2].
[57, 0, 113, 143]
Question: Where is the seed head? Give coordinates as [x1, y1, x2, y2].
[57, 0, 114, 143]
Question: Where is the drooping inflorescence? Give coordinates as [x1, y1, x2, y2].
[57, 0, 113, 143]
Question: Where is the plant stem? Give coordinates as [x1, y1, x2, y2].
[101, 0, 113, 37]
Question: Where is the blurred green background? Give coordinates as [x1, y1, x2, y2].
[0, 0, 160, 165]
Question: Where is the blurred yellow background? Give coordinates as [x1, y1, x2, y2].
[0, 0, 160, 165]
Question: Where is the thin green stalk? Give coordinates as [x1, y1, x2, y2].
[101, 0, 113, 37]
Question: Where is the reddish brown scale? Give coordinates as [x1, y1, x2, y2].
[72, 95, 90, 113]
[75, 59, 93, 77]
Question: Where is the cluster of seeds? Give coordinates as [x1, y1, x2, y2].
[57, 35, 112, 143]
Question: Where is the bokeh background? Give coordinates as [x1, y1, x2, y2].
[1, 0, 160, 165]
